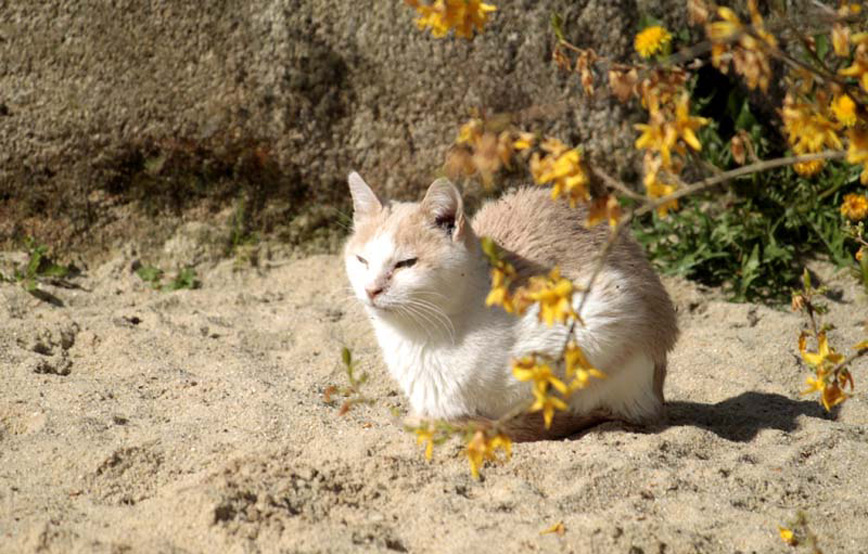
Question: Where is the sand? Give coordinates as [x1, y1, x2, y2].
[1, 247, 867, 554]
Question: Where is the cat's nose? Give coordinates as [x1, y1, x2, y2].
[365, 286, 384, 301]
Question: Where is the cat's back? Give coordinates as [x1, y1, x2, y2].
[470, 187, 608, 280]
[471, 186, 677, 363]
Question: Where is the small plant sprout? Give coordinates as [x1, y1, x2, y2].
[323, 347, 374, 416]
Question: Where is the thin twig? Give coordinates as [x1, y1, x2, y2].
[591, 167, 646, 202]
[636, 151, 847, 217]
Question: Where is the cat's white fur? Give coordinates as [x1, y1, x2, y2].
[345, 172, 678, 438]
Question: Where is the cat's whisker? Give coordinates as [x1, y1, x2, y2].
[409, 297, 456, 337]
[397, 298, 441, 340]
[397, 304, 434, 342]
[406, 299, 455, 344]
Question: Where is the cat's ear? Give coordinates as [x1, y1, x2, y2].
[348, 172, 382, 223]
[421, 178, 465, 241]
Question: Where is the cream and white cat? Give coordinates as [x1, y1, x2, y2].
[344, 172, 678, 440]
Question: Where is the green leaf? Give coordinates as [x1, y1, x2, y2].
[342, 347, 352, 369]
[136, 265, 164, 290]
[814, 34, 830, 62]
[551, 13, 565, 42]
[168, 268, 200, 291]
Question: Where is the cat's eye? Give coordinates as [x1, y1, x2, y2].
[395, 258, 417, 269]
[356, 255, 368, 266]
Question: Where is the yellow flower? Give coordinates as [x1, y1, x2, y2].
[634, 26, 672, 58]
[707, 7, 741, 42]
[522, 267, 578, 327]
[456, 118, 483, 145]
[466, 430, 486, 479]
[840, 41, 868, 92]
[841, 193, 868, 221]
[801, 332, 844, 368]
[465, 429, 511, 479]
[778, 526, 796, 546]
[643, 164, 679, 217]
[486, 267, 515, 313]
[415, 427, 435, 461]
[530, 386, 569, 429]
[408, 0, 496, 40]
[635, 115, 678, 167]
[540, 522, 566, 536]
[782, 95, 843, 176]
[831, 94, 857, 127]
[513, 132, 536, 151]
[512, 356, 569, 395]
[530, 145, 591, 208]
[706, 2, 776, 91]
[586, 194, 622, 228]
[674, 93, 709, 151]
[482, 237, 519, 313]
[564, 342, 605, 390]
[832, 23, 850, 57]
[847, 126, 868, 185]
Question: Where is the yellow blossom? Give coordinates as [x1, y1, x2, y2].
[512, 356, 569, 395]
[832, 23, 850, 57]
[456, 118, 483, 145]
[782, 95, 843, 176]
[847, 126, 868, 185]
[521, 267, 578, 327]
[529, 385, 569, 429]
[540, 522, 566, 536]
[635, 114, 678, 167]
[586, 195, 622, 228]
[831, 94, 858, 127]
[778, 526, 796, 546]
[801, 332, 845, 368]
[841, 193, 868, 221]
[564, 341, 605, 390]
[407, 0, 496, 40]
[415, 427, 435, 461]
[465, 430, 511, 479]
[706, 1, 776, 91]
[530, 144, 591, 207]
[513, 132, 536, 151]
[840, 40, 868, 92]
[707, 7, 741, 42]
[634, 26, 672, 59]
[674, 94, 709, 151]
[643, 162, 679, 217]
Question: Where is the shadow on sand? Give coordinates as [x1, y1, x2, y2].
[572, 391, 835, 443]
[665, 391, 835, 442]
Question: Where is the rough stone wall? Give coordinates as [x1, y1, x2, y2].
[0, 0, 683, 255]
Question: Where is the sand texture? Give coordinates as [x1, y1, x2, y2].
[1, 252, 867, 554]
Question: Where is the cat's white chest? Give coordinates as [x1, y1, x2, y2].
[369, 308, 520, 419]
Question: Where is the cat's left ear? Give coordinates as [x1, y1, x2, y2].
[421, 178, 465, 242]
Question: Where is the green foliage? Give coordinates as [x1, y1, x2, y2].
[3, 238, 72, 292]
[634, 86, 863, 302]
[135, 264, 200, 292]
[168, 268, 201, 291]
[135, 265, 164, 289]
[324, 347, 372, 415]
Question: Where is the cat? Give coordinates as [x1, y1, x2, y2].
[344, 171, 678, 441]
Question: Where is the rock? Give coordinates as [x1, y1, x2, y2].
[0, 0, 686, 256]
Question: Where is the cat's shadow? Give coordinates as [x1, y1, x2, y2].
[576, 391, 833, 443]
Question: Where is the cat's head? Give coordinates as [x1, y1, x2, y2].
[344, 172, 478, 318]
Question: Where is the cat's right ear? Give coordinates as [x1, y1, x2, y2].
[348, 172, 382, 224]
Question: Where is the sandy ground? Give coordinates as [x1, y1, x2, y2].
[1, 245, 867, 554]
